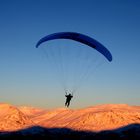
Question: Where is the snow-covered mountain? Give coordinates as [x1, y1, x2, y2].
[0, 103, 140, 132]
[28, 104, 140, 131]
[0, 103, 34, 131]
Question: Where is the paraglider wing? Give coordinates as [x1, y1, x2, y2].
[36, 32, 112, 62]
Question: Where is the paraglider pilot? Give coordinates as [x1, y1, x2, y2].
[65, 91, 73, 107]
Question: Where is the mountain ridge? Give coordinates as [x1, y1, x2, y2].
[0, 103, 140, 132]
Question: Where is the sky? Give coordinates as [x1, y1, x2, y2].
[0, 0, 140, 108]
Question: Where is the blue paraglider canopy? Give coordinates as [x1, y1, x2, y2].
[36, 32, 112, 62]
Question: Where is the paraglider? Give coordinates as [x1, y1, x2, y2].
[65, 90, 73, 107]
[36, 32, 112, 107]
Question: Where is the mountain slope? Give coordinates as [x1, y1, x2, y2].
[0, 103, 140, 132]
[32, 104, 140, 131]
[0, 103, 34, 131]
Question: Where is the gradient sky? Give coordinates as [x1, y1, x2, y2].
[0, 0, 140, 108]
